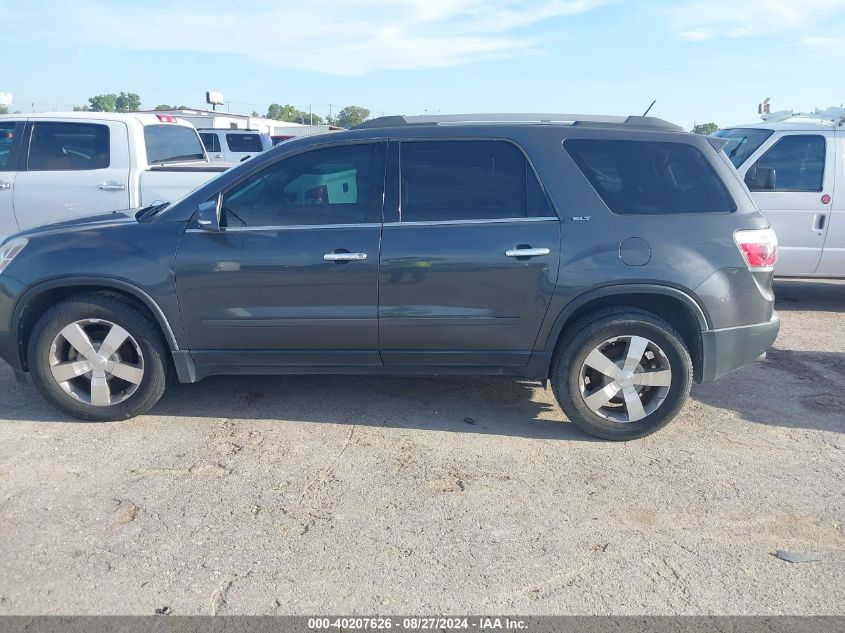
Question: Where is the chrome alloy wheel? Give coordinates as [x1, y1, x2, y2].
[48, 319, 144, 407]
[578, 335, 672, 423]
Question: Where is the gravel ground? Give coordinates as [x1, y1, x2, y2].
[0, 280, 842, 615]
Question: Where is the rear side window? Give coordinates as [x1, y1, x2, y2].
[563, 139, 736, 215]
[200, 132, 221, 153]
[0, 122, 21, 171]
[144, 125, 205, 164]
[400, 140, 553, 222]
[748, 135, 825, 192]
[226, 133, 263, 153]
[28, 122, 110, 171]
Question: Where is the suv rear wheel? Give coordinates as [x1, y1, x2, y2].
[27, 294, 170, 421]
[552, 308, 692, 440]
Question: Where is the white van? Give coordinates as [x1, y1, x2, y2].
[197, 129, 272, 163]
[715, 108, 844, 278]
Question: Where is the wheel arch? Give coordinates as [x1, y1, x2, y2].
[543, 284, 709, 382]
[13, 277, 179, 371]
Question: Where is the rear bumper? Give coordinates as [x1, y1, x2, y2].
[699, 313, 780, 383]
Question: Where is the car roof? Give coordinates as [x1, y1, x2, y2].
[722, 120, 841, 132]
[0, 111, 196, 128]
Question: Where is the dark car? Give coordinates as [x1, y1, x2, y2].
[0, 113, 780, 440]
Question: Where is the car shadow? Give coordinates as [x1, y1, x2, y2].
[0, 368, 598, 441]
[691, 347, 845, 434]
[774, 279, 845, 313]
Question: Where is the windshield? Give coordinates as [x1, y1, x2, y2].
[144, 124, 206, 164]
[712, 128, 774, 168]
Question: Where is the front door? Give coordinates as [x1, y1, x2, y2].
[175, 141, 386, 367]
[13, 119, 131, 230]
[0, 120, 24, 240]
[740, 132, 834, 276]
[379, 139, 561, 366]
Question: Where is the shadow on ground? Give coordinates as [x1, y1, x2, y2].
[774, 279, 845, 313]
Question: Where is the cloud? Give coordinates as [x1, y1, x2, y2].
[0, 0, 608, 75]
[799, 34, 845, 55]
[666, 0, 845, 41]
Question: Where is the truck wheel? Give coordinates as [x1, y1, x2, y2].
[551, 308, 692, 441]
[27, 293, 171, 421]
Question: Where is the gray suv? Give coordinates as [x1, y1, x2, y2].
[0, 114, 780, 440]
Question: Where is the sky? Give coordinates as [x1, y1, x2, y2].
[1, 0, 845, 130]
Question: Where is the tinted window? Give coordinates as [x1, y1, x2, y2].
[144, 125, 205, 164]
[748, 135, 825, 192]
[400, 141, 552, 222]
[564, 139, 736, 214]
[712, 128, 774, 168]
[0, 122, 19, 171]
[199, 132, 221, 153]
[28, 122, 110, 171]
[221, 143, 384, 227]
[226, 133, 263, 153]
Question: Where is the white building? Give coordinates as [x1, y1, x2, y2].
[141, 108, 337, 138]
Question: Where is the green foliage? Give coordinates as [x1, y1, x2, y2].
[692, 122, 719, 135]
[0, 105, 7, 115]
[87, 92, 141, 113]
[154, 104, 173, 111]
[266, 103, 324, 125]
[332, 106, 370, 129]
[73, 105, 90, 112]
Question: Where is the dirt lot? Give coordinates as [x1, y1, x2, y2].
[0, 280, 842, 615]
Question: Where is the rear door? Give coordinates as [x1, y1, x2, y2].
[199, 132, 224, 161]
[13, 118, 130, 229]
[739, 131, 834, 275]
[0, 119, 24, 240]
[224, 132, 264, 162]
[816, 131, 843, 276]
[378, 139, 561, 367]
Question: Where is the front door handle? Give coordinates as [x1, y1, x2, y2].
[97, 182, 126, 192]
[505, 247, 550, 258]
[813, 214, 827, 231]
[324, 251, 367, 262]
[0, 181, 10, 190]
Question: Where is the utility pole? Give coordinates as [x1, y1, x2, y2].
[309, 104, 312, 126]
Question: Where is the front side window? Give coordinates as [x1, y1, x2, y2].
[220, 143, 385, 227]
[712, 128, 774, 168]
[144, 125, 205, 164]
[563, 139, 736, 214]
[400, 140, 552, 222]
[0, 122, 21, 171]
[747, 135, 825, 192]
[200, 132, 221, 153]
[28, 122, 110, 171]
[226, 133, 263, 153]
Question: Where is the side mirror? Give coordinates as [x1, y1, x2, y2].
[196, 199, 221, 232]
[745, 166, 777, 191]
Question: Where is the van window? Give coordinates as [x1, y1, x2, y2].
[226, 133, 263, 153]
[400, 140, 552, 222]
[0, 122, 20, 171]
[199, 132, 221, 153]
[563, 139, 736, 215]
[28, 122, 110, 171]
[712, 128, 774, 168]
[220, 143, 385, 227]
[144, 125, 205, 164]
[748, 135, 825, 192]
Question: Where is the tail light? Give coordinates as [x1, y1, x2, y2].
[734, 228, 778, 271]
[156, 115, 177, 123]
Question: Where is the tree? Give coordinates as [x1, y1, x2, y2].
[333, 106, 370, 129]
[154, 104, 173, 111]
[0, 105, 7, 115]
[692, 122, 719, 135]
[86, 92, 141, 113]
[266, 103, 323, 125]
[73, 105, 90, 112]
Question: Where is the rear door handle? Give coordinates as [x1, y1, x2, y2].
[324, 251, 367, 262]
[97, 182, 126, 192]
[0, 181, 10, 190]
[505, 247, 550, 258]
[813, 214, 827, 231]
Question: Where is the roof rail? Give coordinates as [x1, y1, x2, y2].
[761, 107, 845, 126]
[353, 113, 684, 132]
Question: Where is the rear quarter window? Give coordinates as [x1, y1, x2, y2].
[226, 133, 263, 153]
[563, 139, 736, 215]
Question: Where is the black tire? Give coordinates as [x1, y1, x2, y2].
[551, 308, 692, 441]
[27, 293, 171, 421]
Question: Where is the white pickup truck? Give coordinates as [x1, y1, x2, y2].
[0, 112, 230, 240]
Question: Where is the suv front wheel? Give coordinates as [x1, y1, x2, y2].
[27, 293, 171, 421]
[552, 308, 693, 440]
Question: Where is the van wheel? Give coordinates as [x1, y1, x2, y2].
[27, 294, 170, 421]
[551, 309, 692, 441]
